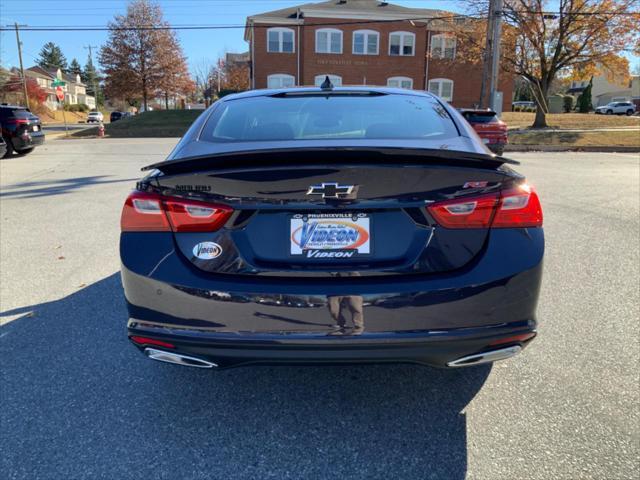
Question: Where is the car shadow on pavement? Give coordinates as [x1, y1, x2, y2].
[0, 176, 139, 199]
[0, 274, 491, 480]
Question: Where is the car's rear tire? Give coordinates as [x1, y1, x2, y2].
[626, 109, 634, 116]
[2, 138, 14, 158]
[17, 147, 34, 155]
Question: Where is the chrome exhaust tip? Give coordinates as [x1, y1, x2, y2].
[446, 345, 522, 368]
[144, 348, 218, 369]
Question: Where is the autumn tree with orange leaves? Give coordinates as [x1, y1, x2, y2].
[100, 0, 194, 110]
[156, 28, 196, 109]
[456, 0, 639, 127]
[221, 63, 250, 92]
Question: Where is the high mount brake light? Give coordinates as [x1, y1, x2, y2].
[427, 184, 543, 229]
[121, 191, 233, 232]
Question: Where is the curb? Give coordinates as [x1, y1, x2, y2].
[505, 145, 640, 153]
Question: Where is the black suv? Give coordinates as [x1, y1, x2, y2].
[0, 105, 45, 157]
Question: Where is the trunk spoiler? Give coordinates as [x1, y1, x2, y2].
[142, 147, 519, 175]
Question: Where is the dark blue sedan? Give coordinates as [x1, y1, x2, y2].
[120, 85, 543, 369]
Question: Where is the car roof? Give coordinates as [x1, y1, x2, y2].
[219, 86, 438, 102]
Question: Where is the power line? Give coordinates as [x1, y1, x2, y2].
[0, 14, 477, 32]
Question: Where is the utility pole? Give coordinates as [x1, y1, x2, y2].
[9, 23, 30, 110]
[479, 0, 495, 108]
[84, 44, 99, 109]
[488, 0, 503, 113]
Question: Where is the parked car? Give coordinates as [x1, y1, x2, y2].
[87, 111, 104, 123]
[594, 101, 636, 115]
[121, 86, 543, 370]
[0, 128, 6, 158]
[512, 101, 536, 110]
[0, 105, 45, 157]
[110, 111, 124, 122]
[459, 108, 508, 156]
[110, 111, 133, 122]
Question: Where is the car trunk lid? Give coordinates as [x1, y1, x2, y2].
[145, 147, 518, 277]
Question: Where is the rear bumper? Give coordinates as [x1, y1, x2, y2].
[121, 228, 544, 368]
[129, 325, 537, 368]
[14, 131, 45, 150]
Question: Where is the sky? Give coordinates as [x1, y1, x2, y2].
[0, 0, 465, 72]
[0, 0, 638, 74]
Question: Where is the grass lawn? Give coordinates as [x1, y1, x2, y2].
[502, 112, 640, 130]
[40, 110, 88, 124]
[71, 110, 203, 138]
[510, 130, 640, 147]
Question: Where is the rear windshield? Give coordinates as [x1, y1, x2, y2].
[0, 108, 30, 119]
[201, 93, 458, 142]
[462, 112, 498, 123]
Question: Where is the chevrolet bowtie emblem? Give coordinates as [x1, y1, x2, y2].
[306, 182, 355, 199]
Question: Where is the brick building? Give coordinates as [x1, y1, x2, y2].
[244, 0, 513, 110]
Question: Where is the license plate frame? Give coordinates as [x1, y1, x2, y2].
[290, 213, 371, 257]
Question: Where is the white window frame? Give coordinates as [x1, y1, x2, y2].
[352, 29, 379, 55]
[428, 78, 454, 101]
[430, 34, 456, 60]
[267, 27, 295, 53]
[267, 74, 296, 89]
[387, 76, 413, 89]
[389, 31, 416, 56]
[314, 74, 343, 87]
[315, 28, 343, 54]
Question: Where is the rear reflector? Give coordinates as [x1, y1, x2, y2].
[427, 184, 542, 229]
[121, 191, 233, 232]
[130, 336, 175, 348]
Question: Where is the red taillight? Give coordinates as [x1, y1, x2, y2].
[427, 193, 499, 228]
[121, 192, 171, 231]
[7, 118, 29, 125]
[492, 185, 543, 228]
[427, 184, 543, 229]
[130, 336, 175, 348]
[164, 197, 233, 232]
[120, 191, 233, 232]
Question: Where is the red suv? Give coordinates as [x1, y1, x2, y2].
[459, 109, 508, 156]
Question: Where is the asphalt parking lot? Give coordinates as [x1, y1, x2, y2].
[1, 139, 638, 480]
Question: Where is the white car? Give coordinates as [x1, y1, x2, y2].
[512, 101, 536, 110]
[87, 111, 104, 123]
[595, 102, 636, 115]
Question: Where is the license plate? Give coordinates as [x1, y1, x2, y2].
[33, 125, 39, 132]
[290, 213, 370, 258]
